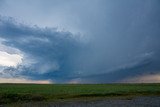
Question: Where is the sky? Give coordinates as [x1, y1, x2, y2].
[0, 0, 160, 83]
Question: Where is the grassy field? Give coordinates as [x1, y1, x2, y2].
[0, 83, 160, 104]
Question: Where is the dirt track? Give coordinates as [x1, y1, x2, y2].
[5, 96, 160, 107]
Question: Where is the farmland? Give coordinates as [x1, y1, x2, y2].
[0, 83, 160, 104]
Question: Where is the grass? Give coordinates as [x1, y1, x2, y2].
[0, 83, 160, 104]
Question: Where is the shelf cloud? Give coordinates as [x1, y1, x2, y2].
[0, 0, 160, 83]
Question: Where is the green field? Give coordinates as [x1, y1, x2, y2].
[0, 83, 160, 104]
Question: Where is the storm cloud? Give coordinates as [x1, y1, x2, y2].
[0, 16, 84, 82]
[0, 0, 160, 83]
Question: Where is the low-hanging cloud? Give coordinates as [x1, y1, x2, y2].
[0, 0, 160, 83]
[0, 16, 84, 82]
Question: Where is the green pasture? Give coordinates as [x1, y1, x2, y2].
[0, 83, 160, 104]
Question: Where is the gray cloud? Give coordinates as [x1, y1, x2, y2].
[73, 0, 160, 76]
[0, 0, 160, 83]
[0, 16, 84, 82]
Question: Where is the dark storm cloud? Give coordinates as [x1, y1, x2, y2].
[0, 0, 160, 83]
[72, 0, 160, 71]
[68, 0, 160, 83]
[0, 16, 84, 82]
